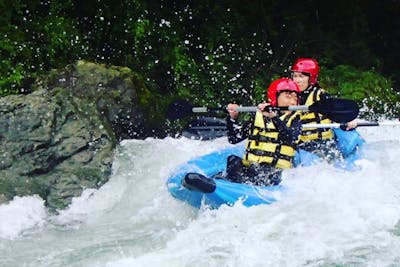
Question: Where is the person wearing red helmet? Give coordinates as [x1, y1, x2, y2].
[291, 58, 320, 89]
[224, 78, 302, 186]
[291, 58, 357, 158]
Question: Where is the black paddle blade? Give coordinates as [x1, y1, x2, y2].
[308, 98, 359, 123]
[182, 116, 227, 140]
[165, 99, 194, 119]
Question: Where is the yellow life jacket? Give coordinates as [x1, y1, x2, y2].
[299, 87, 333, 143]
[243, 111, 300, 169]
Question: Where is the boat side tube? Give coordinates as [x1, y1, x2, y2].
[333, 128, 365, 157]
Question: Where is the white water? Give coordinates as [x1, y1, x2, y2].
[2, 124, 400, 267]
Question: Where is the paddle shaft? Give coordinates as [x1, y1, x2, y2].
[192, 105, 311, 113]
[303, 121, 400, 128]
[186, 121, 400, 133]
[167, 98, 358, 123]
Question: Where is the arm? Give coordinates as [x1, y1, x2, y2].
[226, 116, 251, 144]
[258, 102, 301, 145]
[271, 114, 301, 145]
[226, 103, 252, 144]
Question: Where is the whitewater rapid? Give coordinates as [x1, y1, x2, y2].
[1, 123, 400, 267]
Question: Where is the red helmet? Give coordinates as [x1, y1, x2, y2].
[267, 78, 300, 107]
[291, 58, 319, 85]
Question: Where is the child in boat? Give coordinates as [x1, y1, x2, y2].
[225, 78, 302, 186]
[290, 58, 357, 159]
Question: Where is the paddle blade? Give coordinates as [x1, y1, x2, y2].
[166, 99, 194, 119]
[308, 98, 359, 123]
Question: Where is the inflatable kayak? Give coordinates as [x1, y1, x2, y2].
[166, 128, 365, 209]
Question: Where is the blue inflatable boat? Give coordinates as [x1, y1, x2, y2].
[166, 128, 365, 209]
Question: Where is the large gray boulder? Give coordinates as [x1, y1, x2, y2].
[0, 89, 115, 210]
[0, 61, 158, 210]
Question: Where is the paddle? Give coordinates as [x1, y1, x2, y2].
[166, 98, 359, 123]
[303, 121, 400, 128]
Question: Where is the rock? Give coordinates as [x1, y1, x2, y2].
[0, 61, 164, 211]
[0, 89, 115, 210]
[35, 60, 159, 140]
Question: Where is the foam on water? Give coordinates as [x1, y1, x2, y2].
[0, 195, 47, 240]
[1, 125, 400, 267]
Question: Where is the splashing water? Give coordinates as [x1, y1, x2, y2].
[1, 124, 400, 267]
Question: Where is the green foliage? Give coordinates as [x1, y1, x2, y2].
[0, 0, 399, 119]
[0, 22, 31, 95]
[0, 61, 24, 96]
[0, 0, 83, 95]
[322, 65, 400, 119]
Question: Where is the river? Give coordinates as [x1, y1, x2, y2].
[1, 123, 400, 267]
